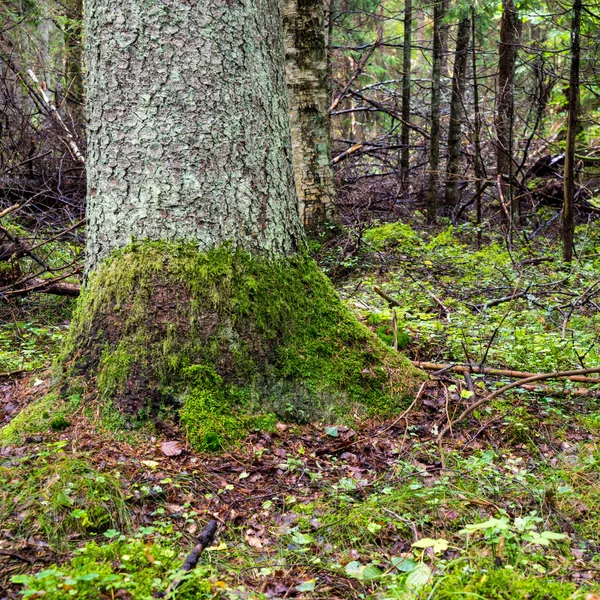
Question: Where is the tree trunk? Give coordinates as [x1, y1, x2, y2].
[471, 9, 484, 247]
[427, 0, 444, 223]
[443, 16, 470, 209]
[400, 0, 412, 189]
[64, 0, 421, 450]
[84, 0, 302, 271]
[63, 0, 84, 110]
[562, 0, 581, 262]
[283, 0, 336, 231]
[496, 0, 520, 227]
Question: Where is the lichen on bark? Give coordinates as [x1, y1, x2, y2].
[62, 242, 422, 450]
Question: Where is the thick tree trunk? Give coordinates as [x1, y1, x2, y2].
[562, 0, 581, 262]
[496, 0, 520, 226]
[64, 0, 421, 449]
[443, 16, 470, 210]
[283, 0, 336, 231]
[85, 0, 303, 271]
[400, 0, 412, 189]
[427, 0, 444, 223]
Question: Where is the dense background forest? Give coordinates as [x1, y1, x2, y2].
[2, 0, 600, 598]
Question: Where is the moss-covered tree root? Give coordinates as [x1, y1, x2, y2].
[62, 241, 423, 450]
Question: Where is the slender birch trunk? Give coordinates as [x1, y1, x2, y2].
[283, 0, 336, 231]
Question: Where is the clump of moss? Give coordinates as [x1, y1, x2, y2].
[61, 241, 423, 449]
[363, 221, 422, 251]
[0, 392, 80, 445]
[0, 442, 129, 549]
[431, 567, 578, 599]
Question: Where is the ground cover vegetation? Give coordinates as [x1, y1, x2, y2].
[1, 0, 600, 597]
[1, 223, 600, 598]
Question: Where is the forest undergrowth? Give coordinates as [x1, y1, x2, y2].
[1, 218, 600, 599]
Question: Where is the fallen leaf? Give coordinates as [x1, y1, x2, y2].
[160, 441, 182, 457]
[141, 460, 159, 469]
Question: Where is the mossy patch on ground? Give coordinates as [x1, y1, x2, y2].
[61, 241, 422, 450]
[429, 567, 578, 599]
[0, 441, 128, 549]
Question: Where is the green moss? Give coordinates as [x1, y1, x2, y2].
[0, 393, 59, 445]
[61, 241, 423, 450]
[363, 221, 422, 251]
[10, 536, 213, 598]
[431, 567, 579, 599]
[0, 443, 129, 549]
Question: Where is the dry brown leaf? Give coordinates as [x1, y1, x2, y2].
[160, 441, 183, 457]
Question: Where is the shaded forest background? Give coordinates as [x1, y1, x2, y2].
[1, 0, 600, 294]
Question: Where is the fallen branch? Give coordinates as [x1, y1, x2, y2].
[519, 383, 600, 397]
[156, 519, 218, 598]
[438, 367, 600, 441]
[0, 204, 20, 220]
[4, 275, 81, 297]
[0, 368, 26, 378]
[411, 361, 600, 384]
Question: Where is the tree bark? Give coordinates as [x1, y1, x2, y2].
[400, 0, 412, 189]
[443, 16, 470, 209]
[85, 0, 303, 271]
[283, 0, 336, 231]
[427, 0, 444, 224]
[495, 0, 520, 227]
[471, 10, 484, 246]
[562, 0, 581, 262]
[64, 0, 422, 448]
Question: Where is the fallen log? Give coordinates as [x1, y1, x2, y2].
[412, 361, 600, 385]
[5, 277, 81, 297]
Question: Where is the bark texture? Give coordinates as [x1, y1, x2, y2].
[283, 0, 336, 231]
[426, 0, 444, 223]
[496, 0, 520, 224]
[443, 16, 470, 209]
[85, 0, 303, 271]
[399, 0, 412, 189]
[562, 0, 581, 262]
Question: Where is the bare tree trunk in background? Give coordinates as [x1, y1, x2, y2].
[471, 9, 484, 247]
[283, 0, 336, 231]
[562, 0, 581, 262]
[496, 0, 520, 228]
[440, 0, 449, 77]
[63, 0, 84, 110]
[444, 15, 470, 209]
[400, 0, 412, 190]
[427, 0, 444, 223]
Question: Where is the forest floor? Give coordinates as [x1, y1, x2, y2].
[1, 217, 600, 599]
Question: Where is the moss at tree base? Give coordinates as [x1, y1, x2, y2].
[62, 241, 423, 450]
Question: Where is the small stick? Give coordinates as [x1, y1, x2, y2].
[156, 519, 218, 598]
[0, 204, 20, 220]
